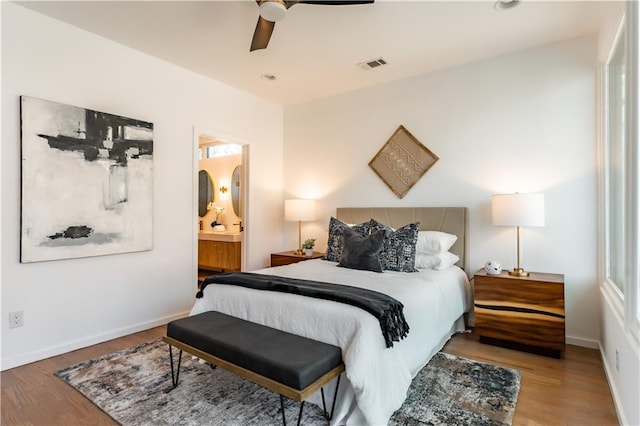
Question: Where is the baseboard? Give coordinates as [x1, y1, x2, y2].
[0, 311, 190, 371]
[598, 342, 629, 426]
[565, 335, 600, 349]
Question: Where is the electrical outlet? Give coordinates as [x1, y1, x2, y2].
[615, 349, 620, 372]
[9, 311, 24, 329]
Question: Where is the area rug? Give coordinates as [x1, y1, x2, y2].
[55, 339, 520, 426]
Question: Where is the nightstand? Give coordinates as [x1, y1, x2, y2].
[473, 269, 565, 358]
[270, 251, 324, 267]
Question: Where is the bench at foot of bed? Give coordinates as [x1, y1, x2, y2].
[163, 311, 345, 426]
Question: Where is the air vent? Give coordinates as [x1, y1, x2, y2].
[358, 57, 387, 71]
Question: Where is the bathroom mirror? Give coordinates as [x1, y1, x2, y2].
[231, 165, 242, 218]
[198, 170, 214, 217]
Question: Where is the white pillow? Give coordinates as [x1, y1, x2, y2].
[415, 231, 457, 254]
[415, 252, 460, 270]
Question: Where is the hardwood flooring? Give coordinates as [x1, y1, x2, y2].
[444, 333, 619, 426]
[1, 327, 618, 425]
[1, 327, 165, 426]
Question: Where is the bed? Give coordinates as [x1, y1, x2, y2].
[190, 207, 471, 425]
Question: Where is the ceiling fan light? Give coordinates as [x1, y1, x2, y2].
[260, 1, 287, 22]
[494, 0, 520, 10]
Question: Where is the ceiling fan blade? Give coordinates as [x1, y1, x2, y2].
[250, 0, 373, 52]
[250, 16, 275, 52]
[295, 0, 374, 5]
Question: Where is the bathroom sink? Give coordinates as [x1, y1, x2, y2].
[199, 231, 242, 242]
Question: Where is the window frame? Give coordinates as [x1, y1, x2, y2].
[605, 17, 627, 298]
[627, 2, 640, 333]
[602, 5, 640, 341]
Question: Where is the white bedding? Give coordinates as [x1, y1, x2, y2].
[190, 259, 471, 425]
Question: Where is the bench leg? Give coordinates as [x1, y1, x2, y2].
[167, 345, 183, 388]
[296, 400, 305, 426]
[281, 374, 342, 426]
[279, 395, 305, 426]
[320, 374, 342, 421]
[282, 374, 341, 426]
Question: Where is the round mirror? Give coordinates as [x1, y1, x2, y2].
[231, 165, 242, 218]
[198, 170, 214, 217]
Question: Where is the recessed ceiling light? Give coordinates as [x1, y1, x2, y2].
[494, 0, 520, 11]
[261, 74, 276, 81]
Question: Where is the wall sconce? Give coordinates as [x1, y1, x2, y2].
[492, 192, 545, 277]
[219, 179, 229, 199]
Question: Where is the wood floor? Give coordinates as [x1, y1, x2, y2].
[1, 327, 618, 426]
[444, 333, 619, 426]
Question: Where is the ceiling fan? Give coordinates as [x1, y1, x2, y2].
[250, 0, 374, 52]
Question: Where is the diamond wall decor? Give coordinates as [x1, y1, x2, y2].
[368, 125, 439, 199]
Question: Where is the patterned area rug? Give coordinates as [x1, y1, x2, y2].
[55, 338, 520, 426]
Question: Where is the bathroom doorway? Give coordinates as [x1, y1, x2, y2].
[195, 132, 248, 283]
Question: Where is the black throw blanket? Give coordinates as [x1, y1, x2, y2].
[196, 272, 410, 348]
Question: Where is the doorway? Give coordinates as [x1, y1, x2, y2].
[195, 132, 248, 283]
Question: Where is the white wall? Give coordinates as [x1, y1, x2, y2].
[284, 36, 599, 347]
[1, 3, 284, 369]
[600, 291, 640, 426]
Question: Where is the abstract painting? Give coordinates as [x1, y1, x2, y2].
[20, 96, 153, 263]
[369, 125, 439, 199]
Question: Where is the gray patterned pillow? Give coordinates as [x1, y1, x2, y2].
[324, 217, 371, 262]
[368, 219, 394, 237]
[376, 221, 420, 272]
[338, 228, 385, 272]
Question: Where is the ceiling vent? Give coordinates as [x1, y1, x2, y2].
[358, 57, 387, 71]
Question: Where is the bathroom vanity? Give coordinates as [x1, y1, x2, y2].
[198, 232, 241, 273]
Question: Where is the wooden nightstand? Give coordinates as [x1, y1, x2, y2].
[270, 251, 324, 267]
[473, 269, 565, 358]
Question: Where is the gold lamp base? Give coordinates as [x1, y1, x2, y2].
[509, 268, 530, 277]
[293, 220, 305, 255]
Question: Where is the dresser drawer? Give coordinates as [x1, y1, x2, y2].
[473, 270, 565, 357]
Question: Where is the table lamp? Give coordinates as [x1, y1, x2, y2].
[491, 193, 545, 277]
[285, 199, 316, 255]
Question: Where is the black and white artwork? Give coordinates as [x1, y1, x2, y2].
[20, 96, 154, 263]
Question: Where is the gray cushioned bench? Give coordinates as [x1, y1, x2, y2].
[163, 311, 345, 425]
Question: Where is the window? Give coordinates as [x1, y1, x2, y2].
[604, 4, 640, 331]
[625, 5, 640, 327]
[607, 21, 627, 295]
[205, 143, 242, 159]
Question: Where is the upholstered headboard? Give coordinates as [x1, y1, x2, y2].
[336, 207, 467, 270]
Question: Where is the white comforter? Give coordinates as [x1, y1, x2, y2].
[190, 259, 471, 425]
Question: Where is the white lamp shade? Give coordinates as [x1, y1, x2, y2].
[492, 193, 545, 227]
[284, 199, 316, 222]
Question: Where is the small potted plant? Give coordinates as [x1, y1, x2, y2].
[302, 238, 316, 256]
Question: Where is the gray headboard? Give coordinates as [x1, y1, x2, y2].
[336, 207, 467, 270]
